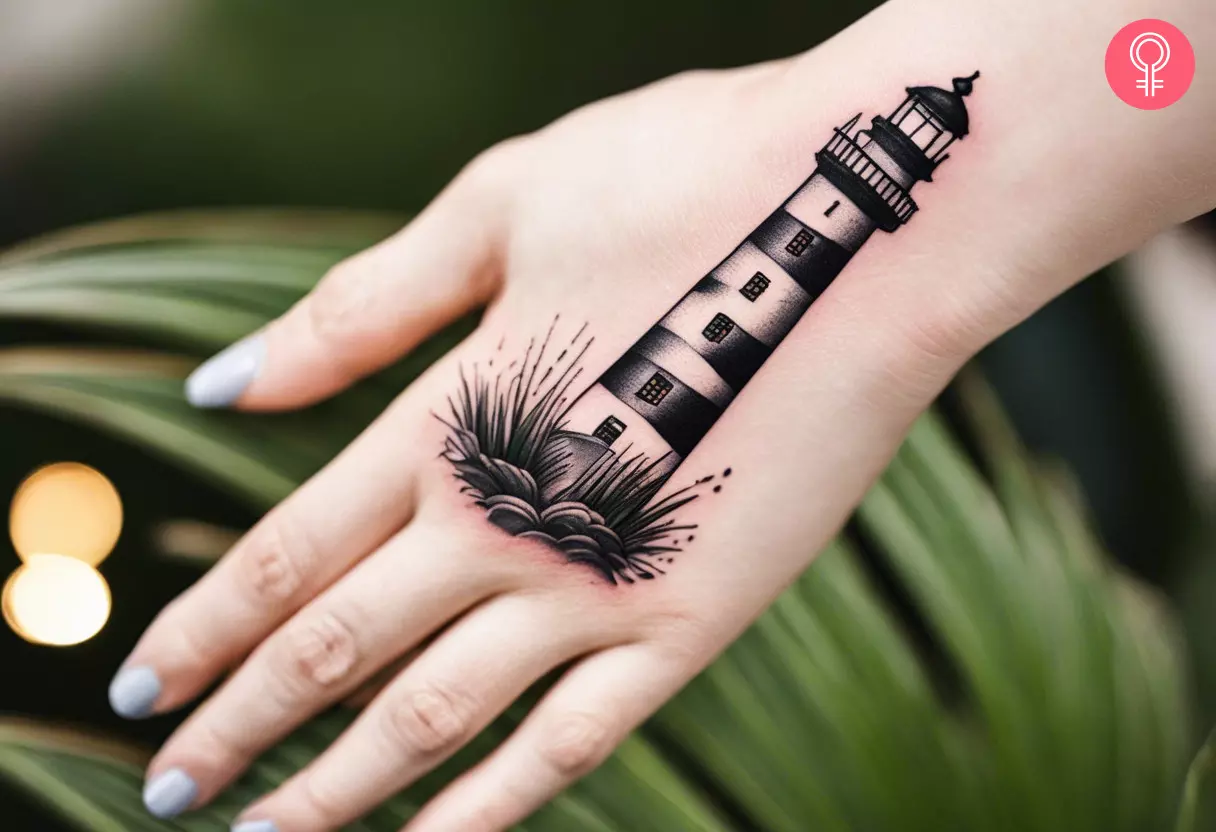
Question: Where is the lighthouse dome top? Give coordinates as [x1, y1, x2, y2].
[906, 71, 980, 137]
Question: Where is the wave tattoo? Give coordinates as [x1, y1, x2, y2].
[440, 72, 980, 584]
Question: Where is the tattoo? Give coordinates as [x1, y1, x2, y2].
[441, 72, 980, 584]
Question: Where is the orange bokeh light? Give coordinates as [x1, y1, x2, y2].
[9, 462, 123, 566]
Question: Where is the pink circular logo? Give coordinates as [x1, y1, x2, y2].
[1106, 19, 1195, 109]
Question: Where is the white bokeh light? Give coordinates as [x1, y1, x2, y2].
[2, 553, 112, 646]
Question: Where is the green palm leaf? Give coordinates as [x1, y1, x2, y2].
[0, 210, 404, 352]
[0, 213, 1199, 831]
[1177, 729, 1216, 832]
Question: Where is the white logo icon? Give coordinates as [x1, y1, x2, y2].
[1130, 32, 1170, 97]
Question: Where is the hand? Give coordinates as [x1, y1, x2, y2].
[109, 0, 1215, 829]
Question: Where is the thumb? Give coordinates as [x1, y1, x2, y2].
[185, 152, 511, 411]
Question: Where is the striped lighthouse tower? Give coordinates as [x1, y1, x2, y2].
[545, 73, 979, 500]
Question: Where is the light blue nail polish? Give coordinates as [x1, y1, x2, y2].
[108, 666, 161, 719]
[143, 768, 198, 819]
[232, 820, 279, 832]
[185, 334, 266, 408]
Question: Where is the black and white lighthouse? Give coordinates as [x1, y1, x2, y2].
[545, 73, 979, 499]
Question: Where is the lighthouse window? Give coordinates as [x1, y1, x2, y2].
[786, 228, 813, 257]
[740, 272, 770, 301]
[636, 372, 674, 406]
[592, 416, 627, 445]
[702, 313, 735, 344]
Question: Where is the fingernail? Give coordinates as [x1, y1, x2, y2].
[185, 334, 265, 408]
[143, 768, 198, 819]
[108, 666, 161, 719]
[232, 821, 279, 832]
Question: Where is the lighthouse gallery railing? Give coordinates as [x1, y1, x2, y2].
[821, 128, 917, 223]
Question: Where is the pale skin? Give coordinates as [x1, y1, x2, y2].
[114, 0, 1215, 829]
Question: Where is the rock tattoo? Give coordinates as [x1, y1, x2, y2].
[439, 72, 981, 584]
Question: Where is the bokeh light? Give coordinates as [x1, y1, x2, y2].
[9, 462, 123, 566]
[2, 554, 112, 646]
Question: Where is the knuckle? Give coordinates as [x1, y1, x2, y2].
[272, 612, 361, 700]
[468, 136, 526, 177]
[453, 136, 530, 198]
[668, 67, 718, 88]
[538, 712, 612, 777]
[234, 512, 313, 604]
[156, 597, 219, 666]
[298, 769, 346, 825]
[305, 260, 378, 352]
[643, 605, 712, 648]
[383, 683, 474, 756]
[635, 609, 721, 674]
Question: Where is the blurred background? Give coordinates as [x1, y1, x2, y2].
[0, 1, 1212, 828]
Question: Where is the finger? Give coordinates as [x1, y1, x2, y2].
[233, 593, 604, 832]
[109, 385, 435, 720]
[186, 145, 516, 412]
[404, 643, 689, 832]
[142, 518, 511, 811]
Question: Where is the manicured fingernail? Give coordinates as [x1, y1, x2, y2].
[232, 821, 279, 832]
[108, 666, 161, 719]
[143, 768, 198, 819]
[185, 334, 265, 408]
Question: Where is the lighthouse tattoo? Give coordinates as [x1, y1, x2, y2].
[440, 73, 980, 584]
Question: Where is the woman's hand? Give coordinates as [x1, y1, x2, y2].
[110, 0, 1215, 829]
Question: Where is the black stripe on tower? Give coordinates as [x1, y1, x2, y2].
[600, 351, 722, 457]
[635, 323, 771, 395]
[632, 313, 773, 394]
[631, 326, 732, 405]
[748, 210, 853, 301]
[697, 321, 772, 391]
